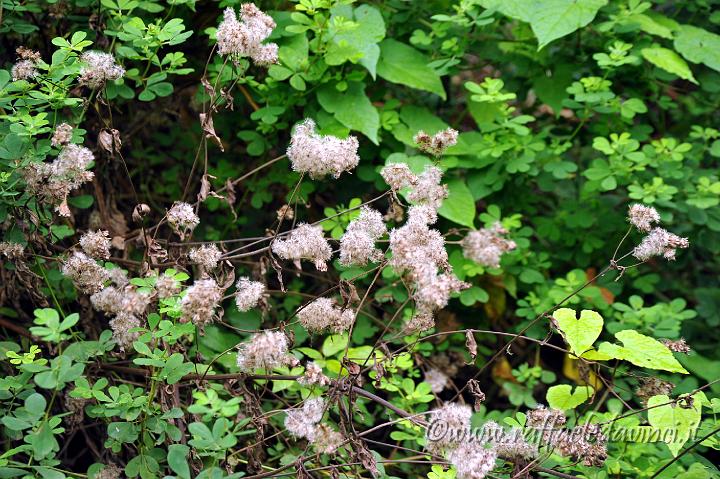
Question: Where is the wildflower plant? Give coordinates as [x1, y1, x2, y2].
[1, 1, 720, 479]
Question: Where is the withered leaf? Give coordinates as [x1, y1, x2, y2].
[465, 329, 477, 364]
[199, 113, 224, 152]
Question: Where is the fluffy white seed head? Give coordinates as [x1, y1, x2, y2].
[109, 312, 141, 351]
[406, 165, 448, 210]
[0, 242, 25, 259]
[167, 202, 200, 238]
[78, 51, 125, 88]
[297, 361, 330, 387]
[297, 297, 355, 333]
[632, 227, 689, 261]
[80, 230, 111, 260]
[216, 5, 278, 66]
[425, 402, 472, 454]
[155, 274, 181, 298]
[462, 223, 516, 268]
[12, 60, 38, 81]
[424, 368, 449, 393]
[62, 251, 109, 294]
[272, 223, 332, 271]
[51, 123, 73, 147]
[284, 397, 325, 440]
[287, 119, 360, 179]
[628, 204, 661, 233]
[180, 278, 223, 326]
[339, 207, 387, 266]
[236, 331, 297, 371]
[448, 442, 497, 479]
[234, 276, 265, 312]
[381, 163, 417, 191]
[188, 244, 222, 270]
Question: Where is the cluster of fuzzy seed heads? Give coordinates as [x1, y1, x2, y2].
[180, 278, 223, 327]
[414, 128, 459, 156]
[11, 47, 41, 81]
[78, 51, 125, 88]
[234, 276, 265, 312]
[628, 204, 689, 261]
[51, 123, 74, 147]
[272, 223, 332, 271]
[284, 397, 343, 454]
[188, 244, 222, 270]
[236, 331, 298, 371]
[339, 206, 387, 266]
[62, 252, 110, 294]
[462, 223, 516, 268]
[167, 202, 200, 239]
[80, 230, 111, 260]
[297, 297, 355, 333]
[287, 119, 360, 179]
[216, 4, 278, 65]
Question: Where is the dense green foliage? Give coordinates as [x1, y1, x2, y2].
[1, 0, 720, 478]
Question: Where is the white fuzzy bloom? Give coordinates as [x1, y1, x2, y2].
[312, 423, 344, 454]
[287, 119, 360, 179]
[109, 312, 141, 351]
[413, 263, 469, 310]
[632, 227, 689, 261]
[339, 207, 387, 266]
[236, 331, 297, 371]
[462, 223, 516, 268]
[414, 128, 459, 156]
[234, 276, 265, 312]
[628, 204, 661, 232]
[424, 368, 449, 393]
[284, 397, 325, 440]
[389, 208, 447, 273]
[298, 361, 330, 387]
[155, 274, 181, 298]
[11, 60, 38, 81]
[404, 307, 435, 333]
[426, 402, 472, 454]
[216, 5, 278, 66]
[272, 223, 332, 271]
[448, 442, 497, 479]
[181, 278, 223, 326]
[51, 123, 73, 147]
[167, 202, 200, 238]
[90, 286, 123, 314]
[80, 230, 111, 259]
[62, 251, 109, 294]
[108, 268, 129, 287]
[188, 244, 222, 270]
[407, 165, 448, 210]
[381, 163, 417, 191]
[78, 51, 125, 88]
[297, 297, 355, 333]
[91, 285, 151, 317]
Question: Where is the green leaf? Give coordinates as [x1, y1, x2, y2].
[377, 40, 446, 99]
[326, 5, 385, 78]
[437, 179, 475, 228]
[641, 47, 697, 84]
[597, 330, 689, 374]
[480, 0, 607, 49]
[317, 82, 379, 144]
[674, 25, 720, 73]
[647, 394, 701, 456]
[528, 0, 608, 49]
[546, 384, 593, 410]
[167, 444, 191, 479]
[553, 308, 603, 357]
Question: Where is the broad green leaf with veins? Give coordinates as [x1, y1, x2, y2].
[597, 330, 689, 374]
[553, 308, 603, 357]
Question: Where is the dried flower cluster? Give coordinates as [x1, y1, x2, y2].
[23, 144, 95, 217]
[628, 204, 661, 232]
[188, 244, 222, 270]
[79, 230, 111, 260]
[424, 368, 450, 393]
[167, 202, 200, 239]
[216, 4, 278, 65]
[661, 338, 691, 353]
[414, 128, 459, 156]
[11, 47, 41, 81]
[297, 297, 355, 333]
[380, 163, 417, 191]
[284, 397, 343, 454]
[62, 252, 110, 294]
[632, 227, 689, 261]
[462, 223, 517, 268]
[287, 119, 360, 179]
[628, 204, 689, 261]
[380, 163, 449, 210]
[297, 361, 330, 387]
[448, 442, 497, 479]
[78, 51, 125, 88]
[155, 274, 181, 298]
[425, 402, 472, 454]
[481, 421, 538, 461]
[51, 123, 73, 147]
[272, 223, 332, 271]
[389, 205, 467, 331]
[236, 331, 298, 371]
[635, 377, 674, 405]
[339, 206, 387, 266]
[180, 278, 223, 326]
[234, 276, 265, 312]
[0, 241, 25, 259]
[90, 280, 151, 350]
